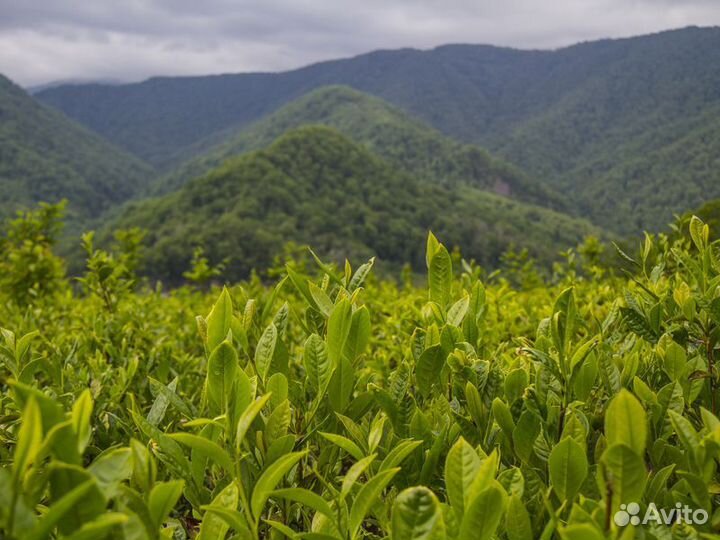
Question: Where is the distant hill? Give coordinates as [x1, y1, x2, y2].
[155, 86, 565, 210]
[556, 106, 720, 232]
[111, 126, 601, 282]
[0, 74, 154, 227]
[26, 78, 127, 95]
[36, 27, 720, 233]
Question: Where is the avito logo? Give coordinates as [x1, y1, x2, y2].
[614, 502, 708, 527]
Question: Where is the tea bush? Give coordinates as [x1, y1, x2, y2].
[2, 217, 720, 539]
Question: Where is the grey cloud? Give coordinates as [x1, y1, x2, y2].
[0, 0, 719, 86]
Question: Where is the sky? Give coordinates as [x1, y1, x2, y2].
[1, 0, 719, 87]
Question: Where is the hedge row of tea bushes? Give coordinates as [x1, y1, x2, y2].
[1, 209, 720, 539]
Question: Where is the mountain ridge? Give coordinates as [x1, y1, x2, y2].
[110, 125, 602, 282]
[152, 85, 567, 211]
[36, 26, 718, 166]
[34, 26, 720, 235]
[0, 74, 155, 229]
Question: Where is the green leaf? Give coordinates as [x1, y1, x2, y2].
[663, 341, 686, 382]
[61, 513, 129, 540]
[416, 345, 445, 397]
[47, 463, 106, 534]
[254, 323, 277, 383]
[265, 399, 292, 447]
[391, 486, 446, 540]
[13, 395, 43, 481]
[236, 393, 272, 452]
[265, 519, 299, 539]
[309, 282, 334, 317]
[512, 410, 541, 463]
[15, 330, 39, 366]
[130, 408, 192, 475]
[379, 439, 423, 472]
[168, 433, 234, 475]
[319, 432, 365, 461]
[428, 245, 452, 308]
[492, 398, 515, 440]
[10, 382, 64, 434]
[466, 451, 499, 503]
[444, 437, 480, 515]
[87, 447, 133, 498]
[341, 454, 377, 497]
[148, 480, 185, 529]
[70, 389, 93, 454]
[689, 215, 708, 251]
[266, 434, 296, 466]
[207, 287, 233, 351]
[198, 482, 240, 540]
[548, 437, 587, 502]
[130, 439, 155, 493]
[286, 265, 318, 310]
[206, 339, 239, 415]
[348, 468, 400, 537]
[25, 479, 97, 540]
[41, 420, 81, 465]
[505, 495, 532, 540]
[457, 480, 507, 540]
[368, 416, 386, 453]
[447, 294, 470, 327]
[327, 299, 353, 365]
[604, 389, 647, 455]
[601, 443, 647, 513]
[328, 356, 354, 413]
[343, 306, 371, 362]
[251, 451, 306, 520]
[273, 487, 334, 519]
[348, 257, 375, 292]
[200, 505, 250, 537]
[667, 410, 700, 460]
[148, 376, 194, 421]
[304, 334, 333, 395]
[426, 231, 440, 267]
[266, 373, 288, 408]
[146, 377, 178, 427]
[228, 369, 254, 432]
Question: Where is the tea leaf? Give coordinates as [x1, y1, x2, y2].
[604, 389, 647, 455]
[548, 437, 587, 502]
[251, 451, 307, 519]
[391, 486, 446, 540]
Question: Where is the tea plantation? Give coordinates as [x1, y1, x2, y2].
[1, 205, 719, 539]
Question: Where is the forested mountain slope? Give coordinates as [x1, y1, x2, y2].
[155, 86, 565, 210]
[36, 27, 720, 233]
[112, 126, 601, 282]
[0, 74, 154, 224]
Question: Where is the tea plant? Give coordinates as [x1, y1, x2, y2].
[1, 216, 720, 539]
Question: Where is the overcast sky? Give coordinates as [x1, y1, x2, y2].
[1, 0, 719, 87]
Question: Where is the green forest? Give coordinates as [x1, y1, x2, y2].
[110, 126, 598, 282]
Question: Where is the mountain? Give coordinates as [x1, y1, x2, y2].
[26, 78, 127, 95]
[555, 106, 720, 232]
[154, 85, 565, 210]
[36, 26, 720, 234]
[0, 74, 154, 226]
[110, 126, 601, 282]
